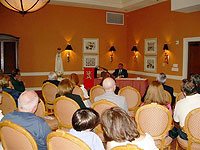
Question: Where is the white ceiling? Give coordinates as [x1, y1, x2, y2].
[50, 0, 167, 12]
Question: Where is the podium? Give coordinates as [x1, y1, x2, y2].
[83, 67, 97, 90]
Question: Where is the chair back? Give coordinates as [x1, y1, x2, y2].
[47, 130, 90, 150]
[118, 86, 141, 112]
[72, 85, 84, 100]
[176, 92, 185, 102]
[0, 91, 17, 115]
[35, 99, 45, 118]
[0, 120, 38, 150]
[164, 90, 172, 104]
[90, 85, 105, 103]
[42, 82, 58, 104]
[111, 144, 142, 150]
[184, 108, 200, 149]
[135, 103, 172, 149]
[54, 96, 80, 129]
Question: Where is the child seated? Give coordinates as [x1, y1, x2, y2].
[69, 108, 105, 150]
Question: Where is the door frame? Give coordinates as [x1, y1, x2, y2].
[183, 37, 200, 78]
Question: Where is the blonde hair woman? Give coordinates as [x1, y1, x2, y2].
[143, 81, 172, 112]
[101, 107, 158, 150]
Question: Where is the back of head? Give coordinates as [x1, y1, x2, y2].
[182, 81, 196, 96]
[144, 81, 168, 105]
[190, 74, 200, 86]
[102, 77, 116, 92]
[101, 107, 140, 142]
[11, 68, 20, 77]
[57, 78, 74, 95]
[157, 73, 167, 84]
[18, 91, 39, 113]
[48, 72, 57, 80]
[72, 108, 100, 131]
[69, 73, 79, 85]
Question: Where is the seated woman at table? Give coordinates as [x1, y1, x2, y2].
[56, 78, 86, 108]
[142, 81, 172, 113]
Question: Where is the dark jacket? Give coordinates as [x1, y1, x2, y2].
[112, 69, 128, 78]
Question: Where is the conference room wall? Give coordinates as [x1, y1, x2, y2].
[127, 0, 200, 92]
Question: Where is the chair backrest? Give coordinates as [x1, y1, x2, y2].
[54, 96, 80, 129]
[35, 99, 45, 118]
[111, 144, 142, 150]
[0, 120, 38, 150]
[42, 82, 58, 104]
[118, 86, 141, 112]
[184, 108, 200, 149]
[72, 85, 84, 100]
[135, 103, 172, 140]
[0, 91, 17, 115]
[47, 130, 90, 150]
[90, 85, 105, 103]
[164, 90, 172, 104]
[176, 92, 185, 102]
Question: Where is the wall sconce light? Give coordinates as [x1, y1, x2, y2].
[65, 44, 73, 62]
[131, 45, 138, 59]
[109, 46, 116, 62]
[163, 43, 169, 64]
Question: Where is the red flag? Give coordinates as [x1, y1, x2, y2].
[83, 67, 95, 90]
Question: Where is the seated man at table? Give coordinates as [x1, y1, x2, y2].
[94, 77, 128, 112]
[2, 90, 51, 150]
[112, 63, 128, 78]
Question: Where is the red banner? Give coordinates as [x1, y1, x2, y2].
[83, 67, 95, 90]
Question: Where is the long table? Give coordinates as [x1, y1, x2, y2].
[94, 78, 148, 96]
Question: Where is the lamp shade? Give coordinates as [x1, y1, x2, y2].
[163, 44, 169, 50]
[131, 46, 138, 52]
[1, 0, 50, 15]
[109, 46, 116, 51]
[65, 44, 73, 50]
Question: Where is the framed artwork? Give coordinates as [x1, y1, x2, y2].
[83, 38, 99, 54]
[144, 56, 157, 72]
[144, 38, 157, 55]
[83, 54, 99, 68]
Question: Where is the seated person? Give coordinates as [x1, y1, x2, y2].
[101, 107, 158, 150]
[143, 81, 172, 112]
[171, 80, 200, 140]
[2, 90, 51, 150]
[10, 68, 25, 92]
[69, 108, 105, 150]
[56, 78, 86, 108]
[112, 63, 128, 78]
[94, 77, 128, 112]
[43, 71, 60, 86]
[157, 73, 176, 106]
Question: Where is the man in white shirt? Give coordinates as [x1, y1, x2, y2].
[94, 77, 128, 112]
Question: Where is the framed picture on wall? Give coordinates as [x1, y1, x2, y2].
[144, 38, 157, 55]
[83, 54, 99, 68]
[144, 56, 157, 72]
[83, 38, 99, 54]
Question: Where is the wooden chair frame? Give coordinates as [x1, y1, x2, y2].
[0, 120, 38, 150]
[164, 90, 172, 104]
[111, 144, 142, 150]
[90, 85, 105, 104]
[47, 130, 90, 150]
[72, 85, 84, 100]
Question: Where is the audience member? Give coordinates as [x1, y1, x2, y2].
[56, 78, 86, 108]
[69, 108, 105, 150]
[190, 74, 200, 94]
[157, 73, 176, 106]
[10, 69, 25, 92]
[143, 81, 172, 112]
[112, 63, 128, 78]
[2, 91, 51, 150]
[101, 107, 158, 150]
[43, 72, 60, 86]
[171, 81, 200, 140]
[94, 77, 128, 112]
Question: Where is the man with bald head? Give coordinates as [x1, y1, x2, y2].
[94, 77, 128, 112]
[2, 91, 51, 150]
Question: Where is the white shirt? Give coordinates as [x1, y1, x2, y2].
[107, 133, 158, 150]
[69, 129, 105, 150]
[174, 93, 200, 127]
[94, 91, 128, 112]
